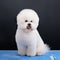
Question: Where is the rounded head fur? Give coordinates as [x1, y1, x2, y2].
[17, 9, 39, 32]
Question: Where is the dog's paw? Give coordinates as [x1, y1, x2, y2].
[27, 52, 36, 56]
[36, 51, 41, 55]
[18, 51, 26, 56]
[27, 53, 36, 56]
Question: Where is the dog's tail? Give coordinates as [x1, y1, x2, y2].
[37, 44, 50, 55]
[42, 44, 50, 54]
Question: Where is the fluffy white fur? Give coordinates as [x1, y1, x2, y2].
[15, 9, 50, 56]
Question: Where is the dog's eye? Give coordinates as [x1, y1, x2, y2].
[25, 20, 28, 22]
[30, 20, 33, 22]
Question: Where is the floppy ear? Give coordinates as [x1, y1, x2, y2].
[16, 13, 19, 25]
[16, 12, 21, 25]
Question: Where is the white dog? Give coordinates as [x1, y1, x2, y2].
[15, 9, 50, 56]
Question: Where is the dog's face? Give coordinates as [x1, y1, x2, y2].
[17, 9, 39, 32]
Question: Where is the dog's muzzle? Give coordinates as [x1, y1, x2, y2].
[27, 23, 31, 29]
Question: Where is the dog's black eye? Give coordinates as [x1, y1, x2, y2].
[25, 20, 28, 22]
[30, 20, 33, 22]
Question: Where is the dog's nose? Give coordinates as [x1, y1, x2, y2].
[28, 23, 31, 26]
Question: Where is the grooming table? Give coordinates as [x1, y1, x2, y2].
[0, 50, 60, 60]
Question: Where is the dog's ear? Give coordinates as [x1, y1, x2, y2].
[16, 12, 21, 25]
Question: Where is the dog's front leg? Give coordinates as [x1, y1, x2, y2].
[18, 45, 26, 56]
[26, 45, 36, 56]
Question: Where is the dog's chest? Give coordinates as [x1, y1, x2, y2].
[16, 29, 37, 46]
[20, 31, 36, 41]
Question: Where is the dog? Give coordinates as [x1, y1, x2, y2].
[15, 9, 50, 56]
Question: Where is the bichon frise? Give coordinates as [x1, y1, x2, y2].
[15, 9, 50, 56]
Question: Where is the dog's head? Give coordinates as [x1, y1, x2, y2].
[17, 9, 39, 32]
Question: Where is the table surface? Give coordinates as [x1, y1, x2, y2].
[0, 50, 60, 60]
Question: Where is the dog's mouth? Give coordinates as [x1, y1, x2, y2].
[22, 26, 33, 32]
[27, 26, 32, 29]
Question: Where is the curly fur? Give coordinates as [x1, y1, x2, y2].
[15, 9, 50, 56]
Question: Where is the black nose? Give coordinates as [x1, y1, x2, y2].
[28, 23, 31, 26]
